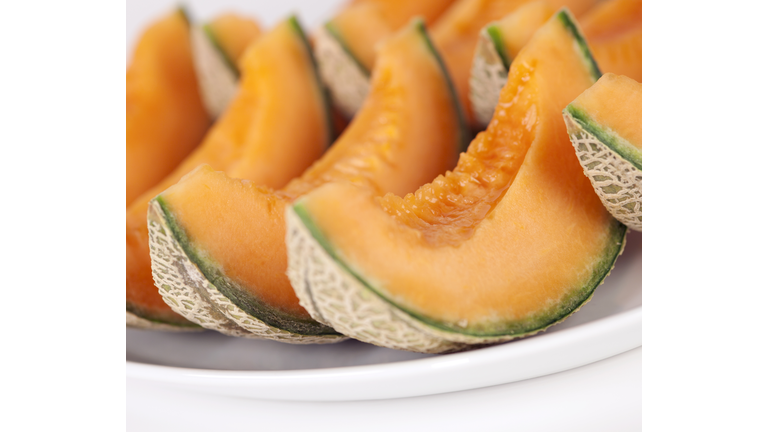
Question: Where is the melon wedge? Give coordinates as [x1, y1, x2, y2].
[470, 0, 641, 127]
[287, 9, 627, 353]
[564, 73, 642, 231]
[126, 8, 209, 207]
[127, 16, 331, 329]
[148, 19, 466, 341]
[191, 14, 262, 118]
[314, 0, 456, 118]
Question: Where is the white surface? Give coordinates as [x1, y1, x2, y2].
[128, 348, 641, 432]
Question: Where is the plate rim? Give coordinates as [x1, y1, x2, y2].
[126, 306, 641, 401]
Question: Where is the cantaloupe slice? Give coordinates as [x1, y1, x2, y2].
[191, 13, 262, 118]
[564, 73, 641, 231]
[287, 9, 626, 353]
[126, 8, 209, 207]
[127, 17, 332, 329]
[314, 0, 456, 118]
[148, 19, 466, 342]
[470, 0, 641, 127]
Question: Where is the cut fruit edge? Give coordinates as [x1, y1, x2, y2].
[286, 205, 627, 353]
[148, 199, 348, 344]
[313, 23, 370, 119]
[563, 110, 642, 231]
[190, 23, 239, 119]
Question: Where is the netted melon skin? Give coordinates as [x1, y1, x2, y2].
[286, 208, 474, 353]
[147, 200, 347, 344]
[564, 113, 642, 231]
[190, 25, 239, 119]
[469, 28, 507, 127]
[286, 207, 625, 353]
[126, 310, 202, 332]
[313, 25, 370, 119]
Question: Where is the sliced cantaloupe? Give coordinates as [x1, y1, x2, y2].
[148, 19, 466, 341]
[564, 73, 642, 231]
[430, 0, 597, 129]
[127, 17, 332, 329]
[470, 0, 641, 127]
[191, 13, 262, 118]
[287, 9, 627, 353]
[314, 0, 456, 118]
[126, 8, 209, 207]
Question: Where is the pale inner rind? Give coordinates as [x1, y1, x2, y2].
[564, 114, 642, 231]
[469, 28, 508, 128]
[148, 200, 346, 344]
[126, 310, 202, 332]
[313, 26, 370, 119]
[190, 26, 239, 119]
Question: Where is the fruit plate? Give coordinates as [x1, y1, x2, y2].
[126, 231, 641, 402]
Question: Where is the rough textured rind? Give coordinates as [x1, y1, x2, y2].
[564, 113, 642, 231]
[313, 25, 370, 119]
[286, 205, 627, 353]
[286, 208, 471, 353]
[148, 200, 347, 344]
[190, 25, 239, 118]
[469, 27, 508, 127]
[126, 310, 202, 332]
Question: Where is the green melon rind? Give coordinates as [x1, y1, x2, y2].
[290, 202, 626, 349]
[286, 206, 473, 353]
[564, 105, 642, 170]
[563, 110, 643, 231]
[557, 10, 602, 81]
[148, 197, 346, 343]
[414, 18, 470, 152]
[470, 9, 602, 128]
[202, 24, 240, 77]
[485, 24, 513, 68]
[289, 16, 337, 144]
[313, 22, 371, 119]
[469, 25, 509, 127]
[189, 23, 239, 118]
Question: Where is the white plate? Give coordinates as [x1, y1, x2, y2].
[126, 231, 641, 401]
[127, 0, 642, 402]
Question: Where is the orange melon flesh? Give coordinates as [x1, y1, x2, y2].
[127, 18, 330, 326]
[582, 0, 642, 82]
[207, 13, 262, 65]
[330, 0, 456, 71]
[126, 9, 209, 207]
[568, 73, 642, 150]
[295, 11, 625, 335]
[494, 2, 555, 62]
[157, 21, 464, 328]
[431, 0, 597, 127]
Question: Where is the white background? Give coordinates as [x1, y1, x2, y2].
[0, 0, 766, 431]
